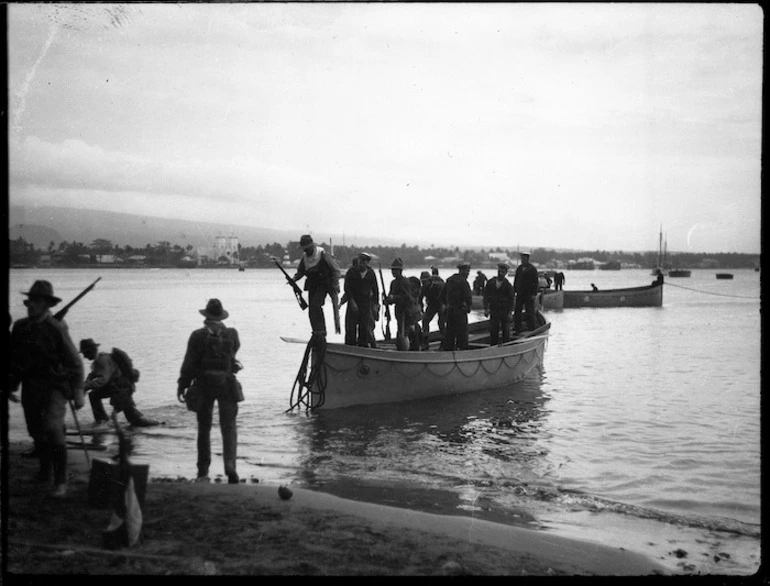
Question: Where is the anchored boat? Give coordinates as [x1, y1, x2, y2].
[562, 280, 663, 308]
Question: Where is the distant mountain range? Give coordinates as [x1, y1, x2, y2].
[7, 205, 373, 250]
[7, 204, 563, 253]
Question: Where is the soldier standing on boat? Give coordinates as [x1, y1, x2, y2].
[420, 266, 446, 349]
[554, 271, 565, 291]
[341, 257, 361, 346]
[513, 252, 539, 333]
[472, 271, 488, 296]
[341, 252, 379, 347]
[440, 262, 473, 350]
[8, 280, 85, 498]
[483, 263, 515, 345]
[384, 257, 422, 351]
[292, 235, 341, 338]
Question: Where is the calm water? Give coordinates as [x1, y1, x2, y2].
[7, 267, 761, 574]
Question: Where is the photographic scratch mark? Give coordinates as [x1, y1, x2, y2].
[13, 23, 58, 134]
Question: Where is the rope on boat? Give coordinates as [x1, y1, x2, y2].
[665, 282, 760, 300]
[286, 333, 328, 412]
[323, 344, 545, 380]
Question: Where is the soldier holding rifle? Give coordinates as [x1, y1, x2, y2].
[291, 235, 341, 337]
[9, 280, 85, 498]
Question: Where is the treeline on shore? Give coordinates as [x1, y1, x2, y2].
[8, 236, 760, 270]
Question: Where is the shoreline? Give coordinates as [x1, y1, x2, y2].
[5, 440, 668, 576]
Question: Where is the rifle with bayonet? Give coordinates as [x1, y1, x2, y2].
[377, 264, 392, 340]
[53, 277, 102, 321]
[270, 257, 308, 310]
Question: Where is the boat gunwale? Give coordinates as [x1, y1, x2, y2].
[321, 329, 550, 365]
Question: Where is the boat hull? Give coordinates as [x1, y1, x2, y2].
[715, 273, 734, 280]
[668, 269, 691, 277]
[310, 323, 550, 410]
[538, 289, 564, 310]
[562, 282, 662, 308]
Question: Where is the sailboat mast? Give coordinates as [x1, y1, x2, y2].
[658, 225, 662, 266]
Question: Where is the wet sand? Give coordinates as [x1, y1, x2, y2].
[4, 440, 670, 576]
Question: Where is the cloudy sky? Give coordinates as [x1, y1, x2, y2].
[7, 3, 762, 253]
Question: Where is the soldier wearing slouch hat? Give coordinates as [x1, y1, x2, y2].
[292, 235, 342, 337]
[9, 280, 85, 499]
[177, 298, 242, 485]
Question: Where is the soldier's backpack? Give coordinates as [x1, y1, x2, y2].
[111, 347, 140, 383]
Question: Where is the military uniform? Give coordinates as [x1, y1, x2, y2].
[9, 281, 84, 497]
[440, 263, 473, 350]
[178, 299, 242, 484]
[483, 265, 515, 344]
[513, 253, 540, 331]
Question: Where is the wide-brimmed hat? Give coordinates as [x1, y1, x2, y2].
[457, 262, 471, 270]
[358, 252, 372, 262]
[391, 257, 404, 270]
[519, 251, 530, 257]
[199, 298, 229, 320]
[79, 338, 99, 353]
[21, 280, 62, 306]
[299, 235, 314, 249]
[420, 271, 431, 280]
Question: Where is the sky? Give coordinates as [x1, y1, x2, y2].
[6, 3, 763, 253]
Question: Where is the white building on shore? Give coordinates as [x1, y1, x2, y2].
[195, 234, 240, 265]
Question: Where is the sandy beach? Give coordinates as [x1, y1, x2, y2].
[3, 440, 671, 576]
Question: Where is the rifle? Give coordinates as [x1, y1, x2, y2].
[271, 257, 308, 310]
[53, 277, 102, 321]
[377, 264, 392, 340]
[330, 289, 341, 335]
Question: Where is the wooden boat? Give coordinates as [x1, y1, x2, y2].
[471, 289, 563, 311]
[282, 314, 551, 410]
[599, 260, 621, 270]
[715, 273, 734, 280]
[562, 281, 663, 308]
[667, 268, 691, 278]
[568, 257, 595, 270]
[537, 289, 564, 310]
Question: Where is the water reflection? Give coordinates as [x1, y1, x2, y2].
[291, 369, 551, 519]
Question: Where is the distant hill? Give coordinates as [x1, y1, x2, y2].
[8, 205, 312, 250]
[7, 205, 429, 251]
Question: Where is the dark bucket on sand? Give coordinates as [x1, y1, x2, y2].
[88, 458, 149, 509]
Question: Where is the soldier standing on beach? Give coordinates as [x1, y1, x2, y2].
[9, 280, 85, 498]
[177, 299, 242, 484]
